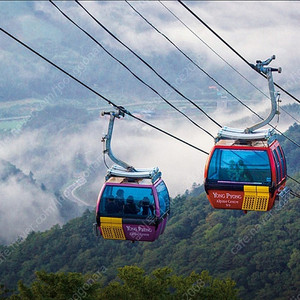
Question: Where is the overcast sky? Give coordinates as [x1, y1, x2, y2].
[1, 1, 300, 85]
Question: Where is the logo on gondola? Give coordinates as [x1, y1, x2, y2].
[211, 191, 242, 207]
[125, 225, 153, 233]
[212, 192, 242, 200]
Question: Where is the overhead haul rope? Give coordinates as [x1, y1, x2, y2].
[159, 1, 271, 101]
[280, 107, 300, 124]
[75, 0, 222, 129]
[287, 175, 300, 186]
[0, 27, 209, 155]
[49, 0, 214, 138]
[178, 0, 300, 105]
[125, 1, 300, 149]
[161, 0, 300, 124]
[161, 1, 299, 124]
[2, 27, 300, 189]
[75, 0, 300, 148]
[125, 0, 262, 119]
[290, 190, 300, 199]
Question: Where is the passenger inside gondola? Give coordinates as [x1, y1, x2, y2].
[236, 159, 253, 182]
[141, 197, 154, 216]
[116, 189, 125, 212]
[99, 185, 157, 218]
[207, 148, 272, 184]
[124, 196, 139, 214]
[106, 197, 119, 214]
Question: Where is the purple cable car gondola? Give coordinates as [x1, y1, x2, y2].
[94, 109, 170, 242]
[96, 166, 170, 242]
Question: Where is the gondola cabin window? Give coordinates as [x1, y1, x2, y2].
[156, 181, 170, 216]
[207, 149, 272, 185]
[99, 185, 155, 218]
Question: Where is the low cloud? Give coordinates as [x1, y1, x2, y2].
[0, 163, 62, 244]
[0, 102, 296, 244]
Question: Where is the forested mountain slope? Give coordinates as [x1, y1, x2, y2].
[1, 183, 299, 299]
[0, 124, 299, 300]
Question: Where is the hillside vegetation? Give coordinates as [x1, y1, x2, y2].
[0, 124, 299, 300]
[0, 183, 299, 299]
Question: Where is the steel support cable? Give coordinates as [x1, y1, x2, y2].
[287, 175, 300, 186]
[0, 27, 209, 155]
[4, 24, 299, 190]
[163, 0, 300, 124]
[272, 128, 300, 149]
[125, 1, 300, 149]
[280, 107, 300, 124]
[159, 0, 271, 101]
[290, 191, 300, 199]
[178, 0, 300, 105]
[125, 0, 262, 123]
[125, 1, 271, 128]
[75, 0, 222, 129]
[49, 0, 214, 139]
[162, 0, 300, 124]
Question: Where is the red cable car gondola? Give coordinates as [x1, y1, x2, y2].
[204, 133, 287, 211]
[95, 109, 170, 242]
[204, 56, 289, 212]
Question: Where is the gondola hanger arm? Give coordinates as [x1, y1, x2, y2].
[246, 55, 281, 133]
[101, 108, 136, 171]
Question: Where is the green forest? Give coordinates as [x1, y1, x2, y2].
[1, 267, 239, 299]
[0, 123, 299, 300]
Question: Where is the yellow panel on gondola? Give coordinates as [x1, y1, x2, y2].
[100, 217, 126, 240]
[242, 186, 256, 210]
[256, 186, 270, 211]
[242, 185, 269, 211]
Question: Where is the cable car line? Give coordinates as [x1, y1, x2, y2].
[273, 127, 300, 149]
[7, 2, 298, 151]
[1, 28, 299, 214]
[125, 0, 265, 125]
[49, 0, 214, 139]
[281, 107, 300, 124]
[163, 2, 300, 127]
[162, 0, 300, 127]
[177, 0, 300, 105]
[0, 27, 209, 155]
[287, 175, 300, 186]
[177, 0, 251, 67]
[124, 1, 300, 150]
[75, 0, 222, 129]
[271, 127, 300, 149]
[290, 190, 300, 199]
[160, 2, 300, 146]
[125, 0, 263, 125]
[0, 28, 118, 109]
[125, 111, 209, 154]
[75, 1, 300, 150]
[159, 0, 271, 101]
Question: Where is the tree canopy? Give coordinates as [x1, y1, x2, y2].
[3, 266, 239, 300]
